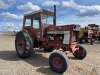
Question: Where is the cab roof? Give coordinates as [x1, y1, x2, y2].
[24, 9, 54, 17]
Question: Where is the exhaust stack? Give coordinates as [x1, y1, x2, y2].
[54, 5, 56, 26]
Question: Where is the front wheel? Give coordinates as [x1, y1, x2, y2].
[73, 45, 87, 59]
[91, 39, 95, 45]
[49, 51, 69, 73]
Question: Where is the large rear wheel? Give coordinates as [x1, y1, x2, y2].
[15, 31, 33, 59]
[43, 46, 54, 52]
[73, 45, 87, 59]
[49, 51, 69, 73]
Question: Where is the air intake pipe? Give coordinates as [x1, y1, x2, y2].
[54, 5, 56, 26]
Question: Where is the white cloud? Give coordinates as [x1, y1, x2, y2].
[7, 0, 16, 2]
[7, 0, 16, 5]
[57, 11, 67, 15]
[42, 1, 59, 7]
[57, 21, 65, 25]
[24, 11, 33, 14]
[17, 2, 41, 11]
[0, 0, 10, 9]
[0, 22, 22, 31]
[62, 0, 100, 17]
[0, 12, 23, 20]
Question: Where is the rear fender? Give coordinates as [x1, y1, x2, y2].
[22, 27, 37, 39]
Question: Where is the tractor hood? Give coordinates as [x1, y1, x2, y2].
[46, 24, 81, 34]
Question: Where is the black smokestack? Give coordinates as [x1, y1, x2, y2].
[54, 5, 56, 26]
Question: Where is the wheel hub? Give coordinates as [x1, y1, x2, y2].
[17, 37, 25, 53]
[52, 57, 62, 69]
[75, 49, 83, 56]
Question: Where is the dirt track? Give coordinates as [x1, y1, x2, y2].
[0, 35, 100, 75]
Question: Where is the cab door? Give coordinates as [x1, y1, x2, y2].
[23, 14, 41, 40]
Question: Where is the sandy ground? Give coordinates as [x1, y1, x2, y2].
[0, 35, 100, 75]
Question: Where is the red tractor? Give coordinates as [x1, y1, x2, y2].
[15, 5, 87, 73]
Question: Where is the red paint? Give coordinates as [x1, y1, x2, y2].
[17, 37, 25, 53]
[52, 57, 62, 69]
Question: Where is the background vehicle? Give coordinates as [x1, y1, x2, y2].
[15, 5, 87, 73]
[79, 24, 100, 44]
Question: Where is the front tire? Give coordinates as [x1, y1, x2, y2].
[73, 45, 87, 59]
[91, 39, 95, 45]
[15, 31, 33, 59]
[49, 51, 69, 73]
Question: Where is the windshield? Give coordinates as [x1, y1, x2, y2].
[42, 14, 53, 28]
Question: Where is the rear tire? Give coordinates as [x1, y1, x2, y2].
[15, 31, 33, 59]
[73, 45, 87, 59]
[43, 46, 54, 52]
[49, 51, 69, 73]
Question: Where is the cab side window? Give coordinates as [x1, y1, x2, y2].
[25, 16, 31, 26]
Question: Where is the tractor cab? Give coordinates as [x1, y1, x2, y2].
[23, 9, 55, 41]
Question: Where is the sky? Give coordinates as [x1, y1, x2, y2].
[0, 0, 100, 31]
